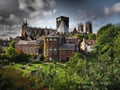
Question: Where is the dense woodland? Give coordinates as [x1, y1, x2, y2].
[0, 23, 120, 90]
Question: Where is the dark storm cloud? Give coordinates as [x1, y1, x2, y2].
[0, 0, 56, 39]
[0, 0, 120, 39]
[56, 0, 120, 20]
[18, 0, 56, 18]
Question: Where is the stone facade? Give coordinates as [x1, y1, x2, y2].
[59, 44, 75, 61]
[44, 33, 65, 61]
[85, 21, 92, 34]
[15, 40, 39, 55]
[21, 21, 56, 40]
[56, 16, 69, 30]
[78, 23, 84, 33]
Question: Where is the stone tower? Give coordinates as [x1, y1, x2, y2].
[21, 21, 28, 38]
[78, 23, 84, 33]
[56, 16, 69, 30]
[85, 21, 92, 34]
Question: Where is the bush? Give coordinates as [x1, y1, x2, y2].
[15, 54, 30, 63]
[0, 59, 10, 66]
[31, 60, 42, 64]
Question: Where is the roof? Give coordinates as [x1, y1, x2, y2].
[37, 36, 45, 41]
[57, 21, 68, 33]
[84, 40, 96, 45]
[56, 16, 69, 19]
[66, 36, 77, 39]
[16, 40, 37, 45]
[59, 44, 75, 50]
[27, 27, 56, 31]
[46, 32, 60, 37]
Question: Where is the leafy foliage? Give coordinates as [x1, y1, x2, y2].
[5, 46, 17, 61]
[0, 67, 45, 90]
[94, 23, 120, 59]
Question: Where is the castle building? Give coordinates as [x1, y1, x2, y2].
[85, 21, 92, 34]
[78, 23, 84, 33]
[17, 16, 95, 61]
[21, 21, 56, 40]
[56, 16, 69, 34]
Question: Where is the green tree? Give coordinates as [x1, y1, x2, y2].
[0, 46, 3, 53]
[5, 46, 17, 61]
[9, 41, 17, 48]
[94, 24, 120, 59]
[88, 33, 96, 40]
[114, 32, 120, 59]
[0, 67, 45, 90]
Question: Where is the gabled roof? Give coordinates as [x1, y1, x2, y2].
[16, 40, 37, 45]
[37, 36, 45, 41]
[46, 32, 60, 37]
[59, 44, 75, 50]
[57, 21, 68, 33]
[84, 40, 96, 45]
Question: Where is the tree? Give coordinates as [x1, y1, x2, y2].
[0, 67, 45, 90]
[94, 23, 120, 59]
[88, 33, 96, 40]
[75, 33, 88, 41]
[5, 46, 17, 61]
[113, 32, 120, 58]
[0, 46, 3, 53]
[9, 41, 17, 48]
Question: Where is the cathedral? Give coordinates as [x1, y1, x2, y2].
[21, 21, 56, 40]
[21, 16, 93, 40]
[21, 16, 70, 40]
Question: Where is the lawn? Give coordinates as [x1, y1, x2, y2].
[4, 62, 66, 75]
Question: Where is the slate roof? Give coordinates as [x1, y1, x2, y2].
[59, 44, 75, 50]
[46, 32, 60, 37]
[84, 40, 96, 45]
[16, 40, 37, 45]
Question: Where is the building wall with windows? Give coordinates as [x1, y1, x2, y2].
[81, 39, 95, 52]
[44, 33, 62, 61]
[15, 40, 39, 55]
[59, 44, 75, 61]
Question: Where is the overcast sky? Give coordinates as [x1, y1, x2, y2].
[0, 0, 120, 39]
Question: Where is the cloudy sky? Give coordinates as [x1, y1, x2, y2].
[0, 0, 120, 39]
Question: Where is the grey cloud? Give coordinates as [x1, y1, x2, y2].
[0, 24, 21, 39]
[0, 0, 57, 39]
[104, 2, 120, 15]
[0, 16, 3, 21]
[76, 10, 104, 21]
[18, 0, 56, 18]
[5, 14, 22, 25]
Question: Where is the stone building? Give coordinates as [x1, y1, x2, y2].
[21, 21, 56, 40]
[15, 40, 39, 55]
[56, 16, 69, 34]
[44, 32, 65, 61]
[85, 21, 92, 34]
[78, 23, 84, 33]
[59, 44, 75, 61]
[56, 16, 69, 29]
[44, 32, 76, 61]
[81, 39, 96, 52]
